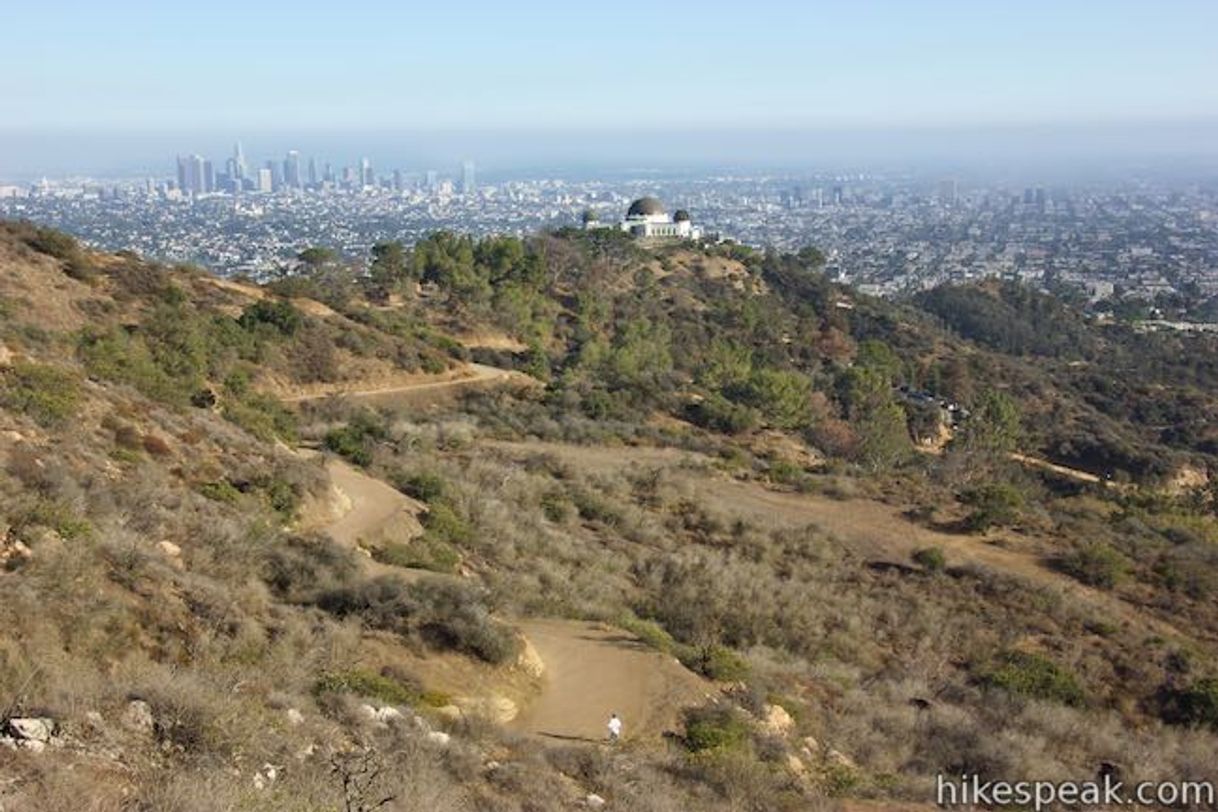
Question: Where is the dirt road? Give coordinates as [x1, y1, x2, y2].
[510, 619, 710, 744]
[282, 363, 531, 406]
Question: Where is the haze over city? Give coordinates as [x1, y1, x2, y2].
[3, 0, 1217, 177]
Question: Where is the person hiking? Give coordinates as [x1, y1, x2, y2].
[607, 713, 622, 743]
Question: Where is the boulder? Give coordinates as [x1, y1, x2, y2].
[759, 703, 795, 737]
[425, 730, 451, 746]
[8, 717, 55, 743]
[122, 699, 155, 732]
[826, 748, 856, 769]
[285, 708, 304, 726]
[583, 794, 606, 808]
[372, 706, 403, 723]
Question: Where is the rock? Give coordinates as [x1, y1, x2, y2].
[826, 748, 855, 769]
[584, 794, 606, 808]
[0, 539, 32, 568]
[295, 743, 316, 761]
[515, 637, 546, 679]
[357, 704, 378, 722]
[800, 735, 820, 754]
[18, 739, 46, 754]
[425, 730, 451, 746]
[786, 754, 807, 775]
[759, 704, 795, 737]
[0, 343, 13, 368]
[122, 700, 155, 732]
[157, 540, 185, 570]
[285, 708, 304, 726]
[456, 694, 517, 724]
[8, 717, 54, 743]
[84, 711, 105, 730]
[253, 763, 281, 789]
[372, 706, 403, 723]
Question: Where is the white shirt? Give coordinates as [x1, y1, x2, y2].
[607, 717, 622, 736]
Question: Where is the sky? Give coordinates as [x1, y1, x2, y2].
[2, 0, 1217, 174]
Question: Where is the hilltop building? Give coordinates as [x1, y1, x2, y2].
[584, 197, 702, 241]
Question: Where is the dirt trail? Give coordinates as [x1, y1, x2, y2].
[510, 619, 710, 743]
[281, 363, 532, 405]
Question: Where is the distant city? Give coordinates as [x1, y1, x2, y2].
[3, 141, 1218, 315]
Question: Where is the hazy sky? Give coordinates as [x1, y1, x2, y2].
[3, 0, 1217, 173]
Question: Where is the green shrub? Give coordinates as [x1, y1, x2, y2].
[323, 412, 387, 467]
[422, 502, 472, 545]
[223, 391, 297, 442]
[373, 537, 461, 574]
[314, 668, 418, 706]
[912, 546, 947, 572]
[238, 299, 302, 336]
[1159, 677, 1218, 730]
[685, 395, 759, 435]
[540, 491, 573, 523]
[959, 482, 1024, 531]
[976, 650, 1085, 706]
[198, 480, 242, 505]
[680, 644, 751, 682]
[0, 362, 81, 427]
[14, 499, 93, 542]
[1058, 543, 1130, 589]
[392, 470, 447, 503]
[618, 614, 680, 653]
[683, 706, 751, 753]
[22, 225, 95, 280]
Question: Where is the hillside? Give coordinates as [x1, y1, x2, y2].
[1, 220, 1217, 810]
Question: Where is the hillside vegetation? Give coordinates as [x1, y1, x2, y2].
[1, 219, 1217, 810]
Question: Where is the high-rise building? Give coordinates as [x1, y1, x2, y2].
[461, 160, 476, 195]
[392, 169, 403, 192]
[425, 170, 438, 191]
[307, 157, 318, 187]
[233, 141, 247, 181]
[203, 159, 215, 194]
[360, 157, 373, 188]
[257, 168, 273, 193]
[283, 150, 301, 188]
[323, 162, 334, 184]
[176, 156, 189, 192]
